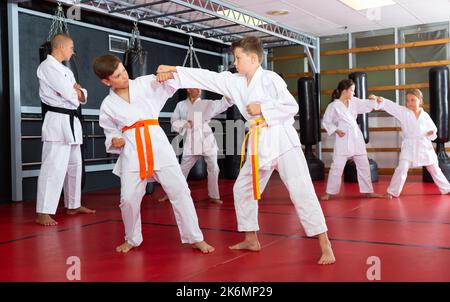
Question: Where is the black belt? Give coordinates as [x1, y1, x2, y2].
[41, 102, 80, 141]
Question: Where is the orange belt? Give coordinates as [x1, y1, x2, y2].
[240, 117, 268, 201]
[122, 119, 159, 180]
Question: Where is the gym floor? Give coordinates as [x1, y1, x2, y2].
[0, 174, 449, 282]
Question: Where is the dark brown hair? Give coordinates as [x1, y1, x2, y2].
[231, 36, 264, 63]
[331, 79, 355, 101]
[92, 54, 122, 79]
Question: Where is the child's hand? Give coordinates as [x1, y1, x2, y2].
[246, 103, 262, 116]
[426, 130, 435, 136]
[335, 129, 346, 137]
[112, 137, 125, 148]
[156, 72, 174, 83]
[157, 65, 177, 74]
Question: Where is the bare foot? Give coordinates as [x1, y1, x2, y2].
[35, 213, 58, 226]
[366, 193, 383, 199]
[321, 194, 331, 201]
[210, 198, 223, 204]
[66, 206, 96, 215]
[318, 234, 336, 265]
[158, 195, 169, 202]
[192, 241, 215, 253]
[116, 241, 134, 253]
[383, 193, 393, 199]
[229, 240, 261, 251]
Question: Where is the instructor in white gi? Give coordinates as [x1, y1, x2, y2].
[36, 34, 95, 226]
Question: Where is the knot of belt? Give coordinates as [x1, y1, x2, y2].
[240, 117, 268, 201]
[122, 119, 159, 180]
[41, 102, 80, 141]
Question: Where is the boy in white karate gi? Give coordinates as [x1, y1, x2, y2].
[93, 54, 214, 254]
[158, 88, 231, 204]
[157, 36, 335, 265]
[321, 79, 383, 201]
[373, 90, 450, 197]
[36, 33, 95, 226]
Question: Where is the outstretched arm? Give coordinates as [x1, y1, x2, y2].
[156, 65, 235, 98]
[374, 96, 406, 121]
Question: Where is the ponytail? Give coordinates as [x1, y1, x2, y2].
[331, 79, 355, 101]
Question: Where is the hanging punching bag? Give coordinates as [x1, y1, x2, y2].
[423, 66, 450, 182]
[298, 76, 324, 180]
[344, 72, 378, 182]
[224, 67, 244, 179]
[123, 46, 148, 80]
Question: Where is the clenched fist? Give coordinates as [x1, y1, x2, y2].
[112, 137, 125, 148]
[156, 65, 177, 74]
[246, 103, 262, 116]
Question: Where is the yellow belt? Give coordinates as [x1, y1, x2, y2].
[240, 117, 268, 200]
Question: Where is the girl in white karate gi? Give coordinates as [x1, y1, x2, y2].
[321, 79, 382, 201]
[93, 54, 214, 254]
[158, 88, 231, 204]
[157, 36, 335, 265]
[374, 89, 450, 198]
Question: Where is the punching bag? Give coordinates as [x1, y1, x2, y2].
[423, 66, 450, 182]
[224, 67, 244, 179]
[123, 46, 148, 80]
[224, 105, 245, 179]
[297, 76, 324, 180]
[123, 23, 154, 194]
[344, 72, 379, 182]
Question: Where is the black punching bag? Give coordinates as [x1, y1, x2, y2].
[224, 105, 245, 179]
[423, 66, 450, 182]
[298, 76, 324, 180]
[344, 72, 379, 183]
[122, 24, 154, 194]
[224, 67, 244, 179]
[123, 46, 148, 80]
[39, 40, 87, 189]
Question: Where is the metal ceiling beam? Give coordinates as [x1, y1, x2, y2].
[164, 16, 219, 28]
[58, 0, 319, 54]
[185, 23, 238, 33]
[108, 0, 168, 14]
[165, 0, 317, 49]
[139, 8, 195, 21]
[208, 29, 256, 38]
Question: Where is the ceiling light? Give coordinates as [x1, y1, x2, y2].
[266, 9, 289, 16]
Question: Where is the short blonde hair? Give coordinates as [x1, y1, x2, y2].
[406, 89, 424, 106]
